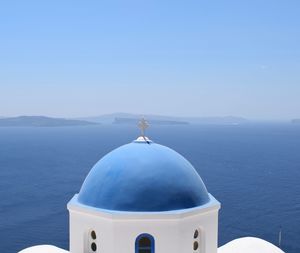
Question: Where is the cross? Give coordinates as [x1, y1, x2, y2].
[138, 117, 149, 137]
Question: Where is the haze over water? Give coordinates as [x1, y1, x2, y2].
[1, 1, 300, 120]
[0, 124, 299, 253]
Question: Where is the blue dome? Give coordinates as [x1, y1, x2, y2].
[78, 139, 209, 212]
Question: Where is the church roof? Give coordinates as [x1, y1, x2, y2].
[77, 138, 210, 212]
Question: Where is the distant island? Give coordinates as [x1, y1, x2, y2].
[113, 117, 189, 125]
[291, 119, 300, 124]
[78, 113, 247, 125]
[0, 116, 98, 127]
[0, 113, 249, 127]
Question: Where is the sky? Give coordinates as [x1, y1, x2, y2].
[0, 0, 299, 120]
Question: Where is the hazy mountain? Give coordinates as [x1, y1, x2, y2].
[78, 113, 247, 125]
[186, 116, 247, 125]
[291, 119, 300, 124]
[113, 117, 189, 125]
[0, 116, 98, 127]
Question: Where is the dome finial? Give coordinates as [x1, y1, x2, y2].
[136, 117, 151, 143]
[138, 117, 149, 137]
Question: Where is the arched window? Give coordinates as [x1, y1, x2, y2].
[135, 234, 155, 253]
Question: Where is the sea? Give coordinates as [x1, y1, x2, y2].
[0, 124, 299, 253]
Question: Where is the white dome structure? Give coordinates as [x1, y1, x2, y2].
[68, 137, 220, 253]
[18, 133, 285, 253]
[19, 245, 68, 253]
[218, 237, 285, 253]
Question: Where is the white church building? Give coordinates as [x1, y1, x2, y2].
[19, 120, 284, 253]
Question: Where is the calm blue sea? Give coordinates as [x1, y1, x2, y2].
[0, 124, 299, 253]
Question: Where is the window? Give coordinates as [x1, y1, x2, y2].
[91, 230, 97, 240]
[194, 230, 199, 239]
[193, 241, 199, 250]
[91, 242, 97, 252]
[135, 234, 155, 253]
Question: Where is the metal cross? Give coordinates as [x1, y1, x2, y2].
[138, 117, 149, 137]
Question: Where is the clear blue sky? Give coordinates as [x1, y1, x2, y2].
[0, 0, 299, 120]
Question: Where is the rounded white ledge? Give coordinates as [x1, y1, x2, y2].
[218, 237, 285, 253]
[18, 245, 69, 253]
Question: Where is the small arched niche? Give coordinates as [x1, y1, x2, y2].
[193, 228, 205, 253]
[85, 229, 98, 253]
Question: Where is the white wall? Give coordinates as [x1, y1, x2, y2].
[68, 194, 220, 253]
